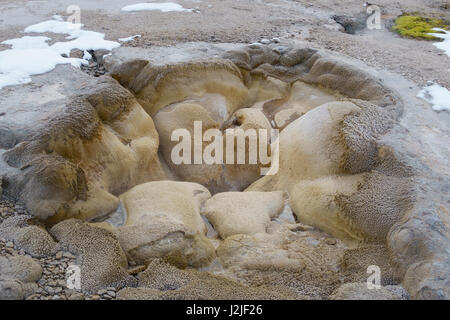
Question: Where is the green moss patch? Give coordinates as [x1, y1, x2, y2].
[392, 15, 448, 40]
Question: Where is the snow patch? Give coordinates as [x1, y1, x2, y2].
[2, 36, 51, 49]
[121, 2, 193, 12]
[429, 28, 450, 58]
[417, 83, 450, 113]
[0, 18, 120, 90]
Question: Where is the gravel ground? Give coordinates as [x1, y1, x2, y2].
[0, 198, 122, 300]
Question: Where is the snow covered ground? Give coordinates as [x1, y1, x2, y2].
[417, 83, 450, 113]
[430, 28, 450, 58]
[416, 28, 450, 113]
[121, 2, 193, 13]
[0, 18, 120, 89]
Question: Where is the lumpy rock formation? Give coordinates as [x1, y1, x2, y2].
[0, 42, 448, 300]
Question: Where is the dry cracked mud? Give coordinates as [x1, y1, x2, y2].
[0, 0, 449, 301]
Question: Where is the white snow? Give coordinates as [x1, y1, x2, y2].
[82, 50, 92, 60]
[25, 20, 120, 55]
[417, 83, 450, 113]
[118, 34, 142, 42]
[121, 2, 193, 12]
[0, 18, 120, 90]
[2, 36, 51, 49]
[0, 48, 82, 89]
[420, 29, 450, 113]
[24, 20, 83, 35]
[429, 28, 450, 58]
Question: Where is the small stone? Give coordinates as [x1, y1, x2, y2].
[68, 292, 84, 300]
[36, 288, 45, 294]
[325, 238, 337, 245]
[97, 289, 107, 295]
[5, 242, 13, 248]
[45, 286, 54, 294]
[260, 38, 270, 45]
[91, 295, 101, 300]
[272, 37, 281, 43]
[106, 291, 116, 298]
[63, 252, 76, 259]
[55, 251, 63, 259]
[69, 49, 84, 59]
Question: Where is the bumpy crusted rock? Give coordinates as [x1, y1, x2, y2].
[3, 42, 444, 301]
[95, 181, 216, 268]
[0, 69, 165, 222]
[247, 101, 362, 193]
[246, 97, 414, 243]
[339, 244, 402, 286]
[263, 81, 340, 130]
[138, 259, 193, 291]
[117, 259, 295, 300]
[335, 172, 414, 242]
[338, 102, 396, 174]
[242, 47, 402, 115]
[290, 172, 414, 242]
[154, 99, 274, 192]
[388, 200, 450, 300]
[290, 175, 367, 241]
[0, 255, 42, 283]
[402, 258, 450, 299]
[215, 224, 347, 299]
[0, 255, 42, 300]
[202, 191, 286, 238]
[50, 219, 136, 293]
[113, 59, 248, 116]
[0, 215, 58, 257]
[107, 45, 403, 196]
[329, 283, 408, 300]
[0, 280, 25, 300]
